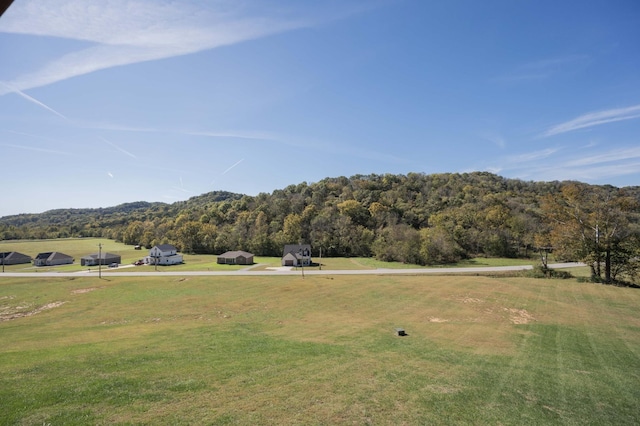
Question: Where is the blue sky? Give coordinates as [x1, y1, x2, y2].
[1, 0, 639, 217]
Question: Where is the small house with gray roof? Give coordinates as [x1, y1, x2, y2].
[80, 252, 121, 266]
[33, 252, 74, 267]
[217, 251, 254, 265]
[281, 244, 312, 267]
[0, 251, 31, 265]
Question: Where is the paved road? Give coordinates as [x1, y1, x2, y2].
[0, 263, 584, 278]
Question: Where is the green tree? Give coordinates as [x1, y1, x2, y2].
[541, 183, 639, 283]
[282, 213, 303, 244]
[419, 227, 464, 264]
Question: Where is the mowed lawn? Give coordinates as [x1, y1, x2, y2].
[1, 274, 639, 425]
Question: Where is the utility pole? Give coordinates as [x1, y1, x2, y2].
[319, 247, 322, 271]
[299, 248, 305, 279]
[98, 243, 102, 279]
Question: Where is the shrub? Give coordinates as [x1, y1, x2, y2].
[523, 264, 573, 279]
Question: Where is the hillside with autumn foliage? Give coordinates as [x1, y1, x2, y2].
[2, 172, 639, 273]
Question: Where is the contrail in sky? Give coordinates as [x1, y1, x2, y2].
[0, 142, 71, 155]
[100, 137, 137, 159]
[222, 158, 245, 175]
[1, 82, 69, 120]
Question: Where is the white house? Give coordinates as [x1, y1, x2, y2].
[144, 244, 183, 266]
[281, 244, 312, 267]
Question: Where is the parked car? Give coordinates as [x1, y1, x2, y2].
[108, 262, 118, 268]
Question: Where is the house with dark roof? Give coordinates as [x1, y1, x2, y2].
[0, 251, 31, 265]
[217, 251, 254, 265]
[80, 252, 121, 266]
[281, 244, 312, 267]
[33, 252, 74, 267]
[144, 244, 183, 265]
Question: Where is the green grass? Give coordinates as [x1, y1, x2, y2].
[1, 274, 639, 424]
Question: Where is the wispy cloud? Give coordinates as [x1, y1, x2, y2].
[81, 122, 162, 133]
[80, 121, 285, 145]
[480, 133, 506, 148]
[490, 145, 640, 184]
[0, 0, 362, 95]
[515, 160, 640, 183]
[187, 130, 278, 141]
[542, 104, 640, 137]
[497, 54, 591, 83]
[504, 148, 559, 164]
[563, 146, 640, 167]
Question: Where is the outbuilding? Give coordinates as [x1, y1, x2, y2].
[217, 251, 254, 265]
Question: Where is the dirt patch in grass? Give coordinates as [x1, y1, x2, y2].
[72, 287, 103, 294]
[504, 308, 536, 324]
[0, 301, 66, 322]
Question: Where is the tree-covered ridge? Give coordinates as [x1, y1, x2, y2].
[1, 173, 639, 276]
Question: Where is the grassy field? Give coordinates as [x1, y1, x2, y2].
[1, 238, 540, 273]
[1, 273, 639, 425]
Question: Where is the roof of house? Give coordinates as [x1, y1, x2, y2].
[1, 251, 17, 257]
[283, 244, 311, 256]
[82, 252, 121, 259]
[1, 251, 31, 260]
[218, 251, 254, 258]
[35, 252, 73, 260]
[155, 244, 177, 251]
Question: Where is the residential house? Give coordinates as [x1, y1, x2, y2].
[33, 252, 74, 267]
[217, 251, 254, 265]
[281, 244, 312, 267]
[80, 252, 122, 266]
[0, 251, 31, 265]
[144, 244, 183, 265]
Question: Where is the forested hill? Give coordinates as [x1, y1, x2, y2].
[1, 172, 639, 265]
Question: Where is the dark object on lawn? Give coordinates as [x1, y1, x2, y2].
[395, 328, 407, 336]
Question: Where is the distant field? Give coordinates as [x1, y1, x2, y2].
[1, 273, 638, 424]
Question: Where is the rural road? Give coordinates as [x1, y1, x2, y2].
[0, 263, 584, 278]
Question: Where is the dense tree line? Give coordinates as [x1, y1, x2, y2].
[2, 172, 639, 281]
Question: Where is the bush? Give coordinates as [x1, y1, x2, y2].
[523, 264, 573, 279]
